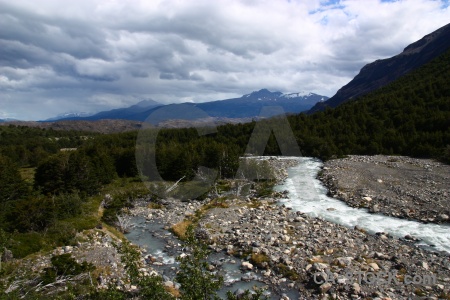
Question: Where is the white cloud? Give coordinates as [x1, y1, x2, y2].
[0, 0, 449, 120]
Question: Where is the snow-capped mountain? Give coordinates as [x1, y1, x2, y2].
[46, 90, 328, 124]
[137, 89, 329, 123]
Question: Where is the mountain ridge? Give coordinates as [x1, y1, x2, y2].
[309, 22, 450, 113]
[48, 89, 328, 124]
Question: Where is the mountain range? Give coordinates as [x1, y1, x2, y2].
[309, 22, 450, 113]
[46, 90, 328, 124]
[7, 22, 450, 131]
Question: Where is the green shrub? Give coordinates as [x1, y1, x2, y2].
[41, 254, 95, 284]
[176, 226, 223, 299]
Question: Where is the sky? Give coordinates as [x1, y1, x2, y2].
[1, 0, 449, 120]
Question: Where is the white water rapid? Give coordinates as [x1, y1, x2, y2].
[275, 157, 450, 254]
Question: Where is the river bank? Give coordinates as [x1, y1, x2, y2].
[318, 155, 450, 224]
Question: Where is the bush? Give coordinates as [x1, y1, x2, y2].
[9, 232, 44, 258]
[175, 226, 223, 299]
[41, 253, 95, 284]
[35, 150, 115, 196]
[441, 145, 450, 164]
[0, 155, 29, 204]
[114, 239, 174, 300]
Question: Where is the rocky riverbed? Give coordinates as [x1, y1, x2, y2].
[128, 156, 450, 299]
[319, 155, 450, 224]
[6, 156, 449, 299]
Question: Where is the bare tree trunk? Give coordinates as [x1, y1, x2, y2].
[166, 176, 186, 193]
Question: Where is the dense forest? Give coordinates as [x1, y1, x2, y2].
[289, 47, 450, 160]
[0, 46, 448, 267]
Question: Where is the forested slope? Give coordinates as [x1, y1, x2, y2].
[289, 47, 450, 161]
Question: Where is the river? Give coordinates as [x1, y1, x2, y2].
[126, 156, 450, 299]
[274, 157, 450, 254]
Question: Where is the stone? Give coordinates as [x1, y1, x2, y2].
[233, 288, 246, 299]
[335, 257, 353, 267]
[319, 282, 332, 293]
[370, 204, 380, 213]
[352, 282, 361, 294]
[362, 196, 372, 201]
[439, 214, 449, 221]
[313, 262, 329, 271]
[417, 261, 429, 270]
[241, 272, 256, 281]
[368, 262, 380, 271]
[241, 261, 253, 270]
[63, 246, 73, 253]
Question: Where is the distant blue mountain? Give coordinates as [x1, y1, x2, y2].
[44, 112, 94, 121]
[0, 118, 18, 122]
[48, 90, 328, 124]
[50, 99, 162, 121]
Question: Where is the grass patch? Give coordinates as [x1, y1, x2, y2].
[247, 199, 263, 209]
[102, 223, 126, 240]
[165, 285, 181, 298]
[201, 197, 230, 210]
[250, 253, 269, 268]
[148, 202, 164, 209]
[171, 220, 194, 240]
[276, 263, 299, 281]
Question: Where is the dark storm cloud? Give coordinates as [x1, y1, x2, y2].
[0, 3, 108, 60]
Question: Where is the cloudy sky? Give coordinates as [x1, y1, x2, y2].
[1, 0, 449, 120]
